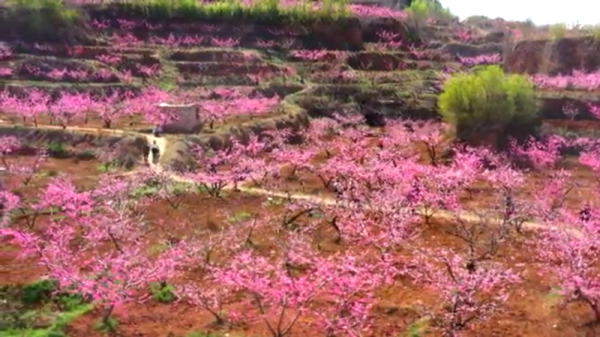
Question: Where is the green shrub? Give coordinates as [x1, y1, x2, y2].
[94, 316, 119, 333]
[549, 23, 568, 40]
[75, 150, 97, 161]
[587, 24, 600, 42]
[5, 0, 84, 42]
[21, 279, 58, 305]
[56, 292, 86, 311]
[149, 281, 177, 303]
[406, 0, 453, 23]
[47, 142, 67, 158]
[437, 65, 538, 147]
[6, 0, 353, 24]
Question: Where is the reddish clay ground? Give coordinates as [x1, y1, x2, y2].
[544, 119, 600, 131]
[53, 195, 597, 337]
[0, 113, 152, 130]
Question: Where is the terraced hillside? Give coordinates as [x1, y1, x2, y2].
[2, 2, 600, 337]
[0, 6, 514, 166]
[0, 6, 492, 117]
[2, 7, 599, 130]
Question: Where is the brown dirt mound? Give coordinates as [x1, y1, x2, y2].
[505, 36, 600, 75]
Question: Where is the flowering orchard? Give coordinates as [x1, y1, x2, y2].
[0, 13, 504, 96]
[2, 4, 600, 335]
[530, 70, 600, 91]
[0, 88, 280, 129]
[2, 112, 600, 336]
[439, 53, 600, 92]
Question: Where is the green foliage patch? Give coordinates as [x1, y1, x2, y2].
[438, 65, 539, 146]
[5, 0, 356, 26]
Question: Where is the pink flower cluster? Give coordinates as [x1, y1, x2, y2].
[349, 4, 407, 19]
[458, 54, 502, 67]
[529, 70, 600, 91]
[0, 68, 12, 77]
[289, 50, 347, 62]
[18, 64, 124, 83]
[0, 46, 12, 60]
[0, 88, 281, 129]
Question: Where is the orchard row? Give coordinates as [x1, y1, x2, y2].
[0, 88, 280, 128]
[3, 43, 600, 91]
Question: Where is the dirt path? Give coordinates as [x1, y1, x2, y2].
[143, 127, 574, 235]
[0, 123, 576, 235]
[0, 121, 137, 136]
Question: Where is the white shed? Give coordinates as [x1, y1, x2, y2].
[157, 102, 202, 134]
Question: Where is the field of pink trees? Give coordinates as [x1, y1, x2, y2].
[2, 15, 599, 126]
[0, 87, 281, 130]
[2, 3, 600, 336]
[1, 109, 600, 336]
[530, 70, 600, 91]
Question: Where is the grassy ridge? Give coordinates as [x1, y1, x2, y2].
[2, 0, 363, 41]
[4, 0, 356, 23]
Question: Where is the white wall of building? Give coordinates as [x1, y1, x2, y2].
[158, 103, 202, 134]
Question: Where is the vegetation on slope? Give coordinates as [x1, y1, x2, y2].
[438, 65, 539, 147]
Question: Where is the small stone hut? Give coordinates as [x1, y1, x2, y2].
[158, 102, 202, 134]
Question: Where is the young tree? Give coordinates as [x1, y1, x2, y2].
[186, 136, 267, 197]
[93, 91, 134, 129]
[413, 249, 520, 336]
[409, 120, 447, 166]
[9, 89, 50, 127]
[4, 175, 181, 330]
[175, 223, 247, 327]
[536, 210, 600, 322]
[311, 254, 390, 337]
[129, 87, 174, 126]
[49, 93, 90, 128]
[214, 249, 327, 337]
[510, 135, 565, 170]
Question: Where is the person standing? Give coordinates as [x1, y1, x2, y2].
[0, 167, 6, 216]
[150, 141, 160, 164]
[152, 124, 163, 137]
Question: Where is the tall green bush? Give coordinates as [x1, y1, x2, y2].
[437, 65, 538, 147]
[6, 0, 353, 23]
[548, 23, 568, 40]
[406, 0, 453, 22]
[6, 0, 84, 42]
[3, 0, 354, 42]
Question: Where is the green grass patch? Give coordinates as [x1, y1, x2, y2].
[1, 279, 93, 337]
[403, 316, 431, 337]
[227, 211, 254, 223]
[2, 304, 92, 337]
[5, 0, 357, 29]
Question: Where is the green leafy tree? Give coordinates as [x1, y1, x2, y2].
[438, 65, 539, 148]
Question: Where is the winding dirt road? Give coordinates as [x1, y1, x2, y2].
[0, 122, 574, 235]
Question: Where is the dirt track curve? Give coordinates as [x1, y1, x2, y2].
[0, 122, 577, 236]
